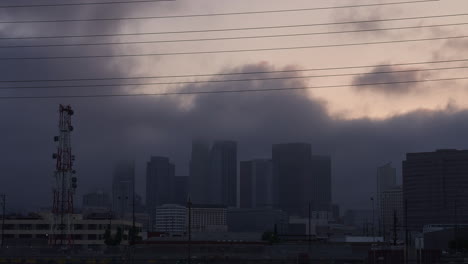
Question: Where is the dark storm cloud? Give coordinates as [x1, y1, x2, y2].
[351, 65, 430, 95]
[1, 3, 468, 213]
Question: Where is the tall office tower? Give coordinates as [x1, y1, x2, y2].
[311, 155, 332, 212]
[174, 176, 189, 206]
[381, 186, 403, 240]
[210, 141, 238, 207]
[377, 163, 397, 235]
[112, 160, 135, 219]
[272, 143, 313, 216]
[403, 149, 468, 231]
[240, 159, 273, 208]
[146, 156, 175, 216]
[189, 140, 211, 204]
[82, 190, 111, 209]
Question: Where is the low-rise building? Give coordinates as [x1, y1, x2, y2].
[191, 204, 227, 232]
[0, 212, 142, 249]
[154, 204, 186, 234]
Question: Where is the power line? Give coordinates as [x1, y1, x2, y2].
[0, 76, 465, 100]
[0, 34, 465, 60]
[0, 13, 465, 41]
[2, 22, 467, 49]
[0, 0, 438, 24]
[2, 65, 467, 90]
[2, 57, 468, 83]
[0, 0, 174, 8]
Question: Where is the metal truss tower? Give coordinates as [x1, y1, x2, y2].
[50, 105, 77, 246]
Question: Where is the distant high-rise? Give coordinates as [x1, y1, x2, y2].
[112, 160, 135, 218]
[381, 186, 403, 240]
[174, 176, 189, 206]
[403, 149, 468, 231]
[240, 159, 273, 208]
[272, 143, 332, 216]
[146, 156, 175, 216]
[311, 155, 332, 212]
[82, 190, 110, 209]
[210, 141, 237, 207]
[189, 140, 211, 204]
[272, 143, 312, 216]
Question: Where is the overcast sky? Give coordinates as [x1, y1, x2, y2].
[0, 0, 467, 212]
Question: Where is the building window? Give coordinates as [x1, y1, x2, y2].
[36, 224, 50, 230]
[88, 224, 97, 230]
[74, 224, 84, 230]
[88, 234, 97, 240]
[19, 234, 33, 238]
[19, 224, 32, 230]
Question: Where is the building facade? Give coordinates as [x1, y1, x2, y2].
[381, 186, 403, 241]
[0, 213, 141, 248]
[272, 143, 332, 216]
[239, 159, 273, 208]
[227, 208, 288, 233]
[112, 160, 135, 219]
[210, 141, 237, 207]
[154, 204, 187, 234]
[82, 190, 111, 209]
[403, 149, 468, 231]
[189, 140, 211, 204]
[190, 204, 227, 232]
[377, 163, 397, 234]
[174, 176, 189, 206]
[146, 156, 175, 216]
[311, 155, 332, 212]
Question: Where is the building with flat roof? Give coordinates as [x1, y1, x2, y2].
[239, 159, 273, 208]
[403, 149, 468, 231]
[191, 204, 227, 232]
[153, 204, 187, 234]
[381, 186, 403, 241]
[146, 156, 175, 219]
[112, 160, 135, 219]
[0, 213, 142, 248]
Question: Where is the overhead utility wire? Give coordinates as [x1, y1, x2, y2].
[0, 0, 174, 8]
[0, 76, 465, 100]
[0, 35, 465, 60]
[2, 57, 468, 83]
[2, 66, 467, 90]
[1, 12, 463, 41]
[0, 0, 438, 24]
[2, 22, 467, 49]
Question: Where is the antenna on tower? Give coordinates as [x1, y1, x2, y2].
[50, 104, 77, 247]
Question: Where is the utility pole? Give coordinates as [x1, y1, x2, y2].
[1, 194, 5, 248]
[187, 197, 192, 264]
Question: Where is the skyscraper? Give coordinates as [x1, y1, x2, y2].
[403, 149, 468, 231]
[146, 156, 175, 215]
[272, 143, 313, 216]
[189, 140, 211, 204]
[82, 190, 111, 209]
[311, 155, 332, 212]
[376, 163, 397, 235]
[272, 143, 332, 216]
[210, 141, 237, 207]
[174, 176, 189, 206]
[112, 160, 135, 219]
[381, 185, 403, 240]
[240, 159, 273, 208]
